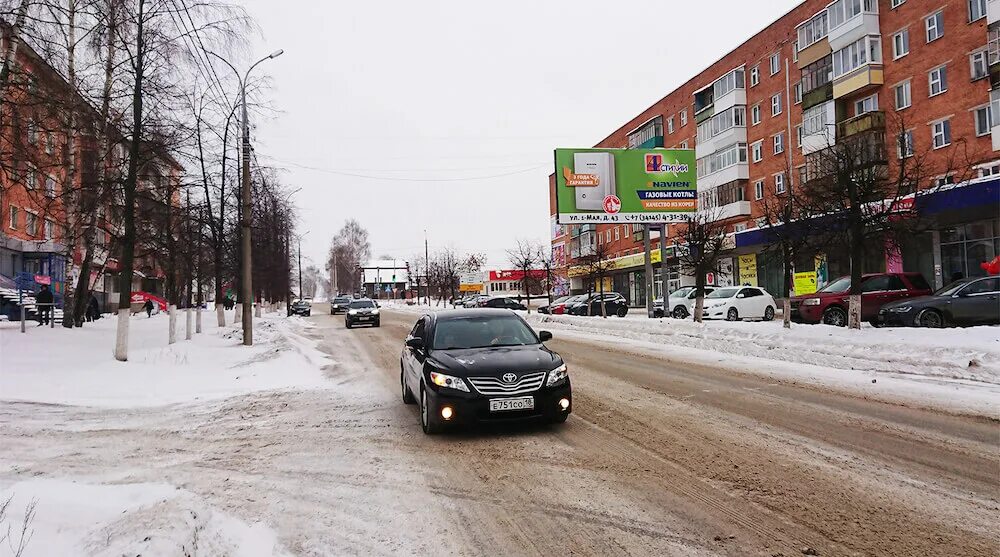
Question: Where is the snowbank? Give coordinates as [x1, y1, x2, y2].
[0, 478, 288, 557]
[527, 313, 1000, 384]
[0, 311, 332, 407]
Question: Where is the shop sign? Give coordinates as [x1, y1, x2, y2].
[794, 272, 818, 295]
[737, 254, 758, 286]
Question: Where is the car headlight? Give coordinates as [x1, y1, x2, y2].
[372, 308, 380, 315]
[429, 371, 470, 392]
[888, 306, 913, 313]
[546, 363, 568, 387]
[348, 309, 358, 315]
[802, 298, 821, 306]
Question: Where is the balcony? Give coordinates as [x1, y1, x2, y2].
[698, 181, 751, 221]
[801, 101, 836, 155]
[989, 0, 1000, 24]
[833, 63, 883, 99]
[991, 90, 1000, 151]
[797, 39, 831, 69]
[696, 125, 746, 160]
[698, 162, 749, 191]
[802, 83, 833, 111]
[836, 110, 884, 139]
[827, 3, 879, 51]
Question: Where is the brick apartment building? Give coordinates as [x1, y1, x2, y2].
[1, 21, 183, 316]
[550, 0, 1000, 306]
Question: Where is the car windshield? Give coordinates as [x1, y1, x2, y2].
[817, 276, 852, 293]
[350, 300, 375, 309]
[934, 280, 970, 297]
[550, 296, 569, 304]
[334, 296, 351, 303]
[669, 287, 693, 298]
[433, 314, 538, 349]
[706, 287, 740, 299]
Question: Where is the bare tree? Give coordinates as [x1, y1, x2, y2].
[506, 239, 541, 313]
[675, 209, 729, 322]
[326, 219, 370, 295]
[576, 239, 613, 316]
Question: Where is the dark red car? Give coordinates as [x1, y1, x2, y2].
[790, 272, 933, 327]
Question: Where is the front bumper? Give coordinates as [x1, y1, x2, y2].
[790, 303, 822, 324]
[346, 313, 380, 325]
[426, 381, 572, 426]
[877, 309, 915, 327]
[702, 306, 728, 319]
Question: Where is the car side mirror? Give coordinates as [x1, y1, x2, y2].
[405, 337, 424, 349]
[538, 330, 553, 342]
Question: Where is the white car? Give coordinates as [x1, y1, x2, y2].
[702, 286, 776, 321]
[655, 286, 717, 319]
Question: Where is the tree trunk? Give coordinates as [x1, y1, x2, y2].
[599, 274, 606, 318]
[62, 0, 79, 329]
[168, 304, 176, 344]
[782, 244, 793, 329]
[693, 271, 707, 323]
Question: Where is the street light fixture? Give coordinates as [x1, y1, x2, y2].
[209, 49, 284, 346]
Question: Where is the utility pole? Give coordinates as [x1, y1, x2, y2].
[660, 223, 669, 300]
[644, 224, 653, 318]
[298, 235, 303, 299]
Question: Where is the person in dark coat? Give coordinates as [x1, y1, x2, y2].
[36, 285, 54, 325]
[143, 298, 154, 317]
[87, 295, 100, 321]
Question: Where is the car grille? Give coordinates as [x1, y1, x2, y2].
[467, 371, 547, 396]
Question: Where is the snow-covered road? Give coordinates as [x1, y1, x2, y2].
[1, 307, 997, 556]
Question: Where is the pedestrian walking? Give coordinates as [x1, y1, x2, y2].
[36, 284, 54, 326]
[143, 298, 154, 318]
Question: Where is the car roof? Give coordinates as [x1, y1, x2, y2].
[429, 308, 518, 322]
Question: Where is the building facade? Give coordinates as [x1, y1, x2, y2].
[551, 0, 1000, 304]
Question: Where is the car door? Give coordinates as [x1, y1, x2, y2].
[859, 276, 892, 320]
[882, 275, 909, 305]
[951, 277, 1000, 325]
[738, 287, 761, 317]
[404, 317, 428, 391]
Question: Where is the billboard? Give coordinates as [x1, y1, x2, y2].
[554, 148, 697, 224]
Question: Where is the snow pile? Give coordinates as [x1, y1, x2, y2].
[0, 311, 332, 407]
[0, 479, 288, 557]
[528, 314, 1000, 384]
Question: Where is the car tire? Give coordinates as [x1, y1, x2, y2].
[869, 319, 882, 328]
[822, 306, 847, 327]
[763, 306, 775, 321]
[917, 308, 945, 328]
[726, 307, 739, 321]
[401, 368, 416, 404]
[374, 319, 381, 327]
[672, 306, 689, 319]
[420, 386, 442, 435]
[345, 321, 352, 329]
[615, 306, 627, 318]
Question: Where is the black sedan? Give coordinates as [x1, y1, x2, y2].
[567, 292, 629, 317]
[330, 295, 352, 314]
[289, 300, 311, 317]
[345, 299, 380, 328]
[483, 297, 526, 310]
[878, 276, 999, 327]
[400, 309, 571, 434]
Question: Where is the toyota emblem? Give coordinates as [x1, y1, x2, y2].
[502, 373, 517, 383]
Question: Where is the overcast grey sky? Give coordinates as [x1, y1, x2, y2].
[239, 0, 801, 270]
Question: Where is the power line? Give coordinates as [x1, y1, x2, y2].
[254, 157, 547, 182]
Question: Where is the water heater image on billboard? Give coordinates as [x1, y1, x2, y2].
[573, 152, 616, 211]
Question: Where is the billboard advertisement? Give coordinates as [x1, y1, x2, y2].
[554, 148, 697, 224]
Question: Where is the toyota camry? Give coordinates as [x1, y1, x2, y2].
[400, 309, 571, 434]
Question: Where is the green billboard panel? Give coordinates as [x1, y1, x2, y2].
[554, 148, 697, 224]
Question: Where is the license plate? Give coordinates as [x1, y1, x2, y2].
[489, 397, 534, 412]
[359, 316, 371, 320]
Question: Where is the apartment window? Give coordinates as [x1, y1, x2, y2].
[796, 124, 804, 147]
[797, 165, 808, 186]
[978, 163, 1000, 177]
[892, 29, 909, 59]
[27, 117, 37, 144]
[734, 222, 748, 233]
[891, 0, 905, 7]
[679, 140, 689, 149]
[25, 166, 36, 190]
[627, 116, 663, 148]
[750, 65, 759, 86]
[832, 36, 882, 78]
[667, 116, 675, 134]
[8, 206, 18, 229]
[928, 65, 947, 96]
[934, 175, 954, 187]
[44, 219, 54, 240]
[696, 105, 746, 142]
[680, 109, 687, 126]
[754, 180, 764, 200]
[751, 104, 761, 125]
[801, 55, 834, 93]
[802, 103, 829, 135]
[969, 0, 987, 22]
[695, 142, 748, 177]
[45, 175, 56, 197]
[926, 11, 943, 43]
[612, 227, 619, 241]
[931, 119, 951, 148]
[775, 173, 786, 194]
[971, 50, 988, 81]
[45, 132, 56, 155]
[751, 140, 763, 162]
[894, 80, 911, 109]
[793, 42, 799, 63]
[974, 105, 992, 136]
[773, 133, 784, 155]
[897, 130, 915, 158]
[770, 53, 780, 75]
[793, 82, 802, 104]
[771, 93, 782, 116]
[797, 11, 829, 50]
[828, 0, 876, 30]
[25, 212, 37, 236]
[855, 94, 878, 115]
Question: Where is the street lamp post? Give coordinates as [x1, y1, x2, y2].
[295, 231, 310, 300]
[210, 49, 284, 346]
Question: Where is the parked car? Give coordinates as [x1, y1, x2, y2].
[567, 292, 629, 317]
[538, 296, 571, 314]
[653, 286, 717, 318]
[290, 299, 312, 317]
[790, 273, 933, 327]
[330, 295, 352, 315]
[878, 276, 999, 327]
[399, 309, 571, 434]
[465, 295, 490, 308]
[483, 297, 526, 310]
[548, 294, 586, 315]
[702, 286, 776, 321]
[345, 298, 380, 328]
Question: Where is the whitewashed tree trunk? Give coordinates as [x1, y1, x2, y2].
[693, 296, 705, 323]
[216, 304, 225, 326]
[196, 305, 203, 333]
[848, 294, 862, 329]
[168, 304, 177, 344]
[114, 309, 130, 361]
[783, 298, 791, 329]
[185, 306, 192, 340]
[235, 303, 242, 325]
[255, 301, 261, 318]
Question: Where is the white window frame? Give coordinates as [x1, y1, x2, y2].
[8, 206, 17, 229]
[25, 165, 36, 190]
[894, 80, 912, 110]
[25, 211, 38, 236]
[680, 109, 687, 126]
[751, 140, 763, 162]
[773, 133, 784, 155]
[892, 29, 909, 59]
[928, 65, 948, 97]
[897, 129, 914, 158]
[45, 175, 56, 197]
[832, 35, 882, 79]
[771, 93, 782, 116]
[769, 53, 780, 75]
[614, 227, 620, 241]
[796, 124, 804, 147]
[754, 180, 764, 200]
[667, 116, 675, 134]
[970, 50, 988, 81]
[751, 104, 761, 125]
[891, 0, 905, 8]
[926, 11, 943, 43]
[44, 219, 54, 240]
[973, 104, 992, 136]
[793, 82, 802, 104]
[931, 118, 951, 149]
[774, 173, 786, 194]
[855, 94, 878, 115]
[969, 0, 987, 22]
[679, 140, 688, 149]
[750, 65, 760, 86]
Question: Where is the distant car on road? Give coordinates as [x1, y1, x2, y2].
[790, 273, 932, 327]
[290, 299, 312, 317]
[345, 298, 380, 329]
[702, 286, 776, 321]
[330, 295, 352, 315]
[483, 297, 526, 310]
[653, 286, 717, 318]
[567, 292, 628, 317]
[547, 294, 586, 315]
[538, 296, 570, 314]
[399, 308, 571, 434]
[465, 295, 489, 308]
[878, 276, 999, 327]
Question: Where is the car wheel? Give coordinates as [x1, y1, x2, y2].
[822, 306, 847, 327]
[726, 307, 739, 321]
[615, 306, 627, 318]
[763, 306, 775, 321]
[345, 321, 352, 329]
[401, 367, 416, 404]
[374, 319, 381, 327]
[420, 387, 441, 435]
[917, 308, 945, 328]
[672, 306, 689, 319]
[869, 319, 882, 328]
